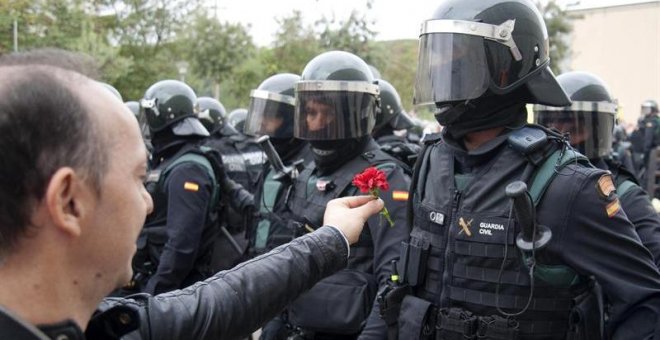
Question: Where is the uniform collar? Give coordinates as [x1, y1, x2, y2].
[443, 129, 511, 173]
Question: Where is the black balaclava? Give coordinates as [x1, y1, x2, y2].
[151, 128, 201, 166]
[310, 136, 371, 175]
[372, 124, 394, 139]
[271, 137, 307, 163]
[436, 88, 529, 139]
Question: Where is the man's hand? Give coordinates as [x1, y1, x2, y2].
[323, 195, 384, 244]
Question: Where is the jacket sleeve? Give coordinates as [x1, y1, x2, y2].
[618, 185, 660, 269]
[97, 226, 349, 340]
[359, 165, 412, 339]
[556, 169, 660, 339]
[145, 164, 213, 295]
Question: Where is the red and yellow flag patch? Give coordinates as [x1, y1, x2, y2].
[184, 181, 199, 192]
[392, 190, 409, 201]
[606, 199, 621, 218]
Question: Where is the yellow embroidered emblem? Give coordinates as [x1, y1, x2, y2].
[184, 182, 199, 192]
[458, 217, 473, 237]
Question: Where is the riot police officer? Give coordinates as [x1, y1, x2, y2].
[261, 51, 412, 340]
[196, 96, 258, 271]
[130, 80, 221, 295]
[243, 73, 313, 257]
[392, 1, 660, 339]
[534, 71, 660, 268]
[641, 99, 660, 192]
[372, 79, 421, 168]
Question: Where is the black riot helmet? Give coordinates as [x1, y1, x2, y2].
[534, 71, 617, 159]
[414, 0, 570, 125]
[141, 79, 209, 137]
[197, 97, 227, 133]
[374, 79, 415, 131]
[244, 73, 300, 138]
[228, 108, 248, 133]
[294, 50, 379, 141]
[642, 99, 659, 116]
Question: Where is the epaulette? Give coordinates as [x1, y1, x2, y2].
[422, 132, 443, 145]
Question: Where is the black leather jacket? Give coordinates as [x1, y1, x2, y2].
[3, 227, 349, 340]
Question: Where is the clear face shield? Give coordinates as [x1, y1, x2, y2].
[294, 81, 378, 140]
[244, 90, 296, 138]
[413, 19, 524, 110]
[534, 101, 617, 158]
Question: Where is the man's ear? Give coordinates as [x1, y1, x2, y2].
[45, 167, 91, 238]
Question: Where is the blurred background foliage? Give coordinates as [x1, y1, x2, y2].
[0, 0, 572, 120]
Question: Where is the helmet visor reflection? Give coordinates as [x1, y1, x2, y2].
[245, 92, 295, 138]
[294, 89, 376, 140]
[414, 33, 490, 108]
[534, 106, 615, 159]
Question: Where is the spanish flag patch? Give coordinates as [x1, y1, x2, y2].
[392, 190, 409, 201]
[184, 181, 199, 192]
[606, 199, 621, 218]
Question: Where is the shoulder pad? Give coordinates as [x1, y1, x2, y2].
[507, 126, 549, 156]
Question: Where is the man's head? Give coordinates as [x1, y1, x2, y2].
[294, 51, 379, 142]
[534, 71, 617, 159]
[228, 108, 248, 133]
[642, 100, 659, 117]
[141, 79, 209, 138]
[197, 97, 227, 133]
[293, 51, 379, 171]
[0, 54, 153, 303]
[414, 0, 570, 137]
[245, 73, 299, 138]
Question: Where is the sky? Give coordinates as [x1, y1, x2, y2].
[209, 0, 437, 47]
[210, 0, 649, 47]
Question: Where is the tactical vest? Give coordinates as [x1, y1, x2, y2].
[400, 127, 598, 340]
[203, 133, 264, 232]
[132, 144, 220, 290]
[377, 134, 422, 168]
[284, 141, 406, 334]
[249, 145, 312, 256]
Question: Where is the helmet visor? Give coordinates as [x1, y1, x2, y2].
[534, 102, 616, 158]
[245, 90, 296, 138]
[294, 81, 377, 140]
[414, 33, 490, 108]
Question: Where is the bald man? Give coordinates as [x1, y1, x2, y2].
[0, 50, 384, 340]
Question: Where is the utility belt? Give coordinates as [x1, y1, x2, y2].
[385, 240, 603, 340]
[397, 301, 600, 340]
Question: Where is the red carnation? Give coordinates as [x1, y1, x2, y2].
[352, 167, 394, 227]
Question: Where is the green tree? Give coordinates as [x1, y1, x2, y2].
[538, 0, 577, 74]
[315, 0, 380, 65]
[268, 10, 320, 74]
[106, 0, 200, 99]
[178, 11, 255, 101]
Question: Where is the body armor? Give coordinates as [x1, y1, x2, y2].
[398, 127, 599, 339]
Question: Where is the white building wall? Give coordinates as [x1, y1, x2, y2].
[567, 1, 660, 126]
